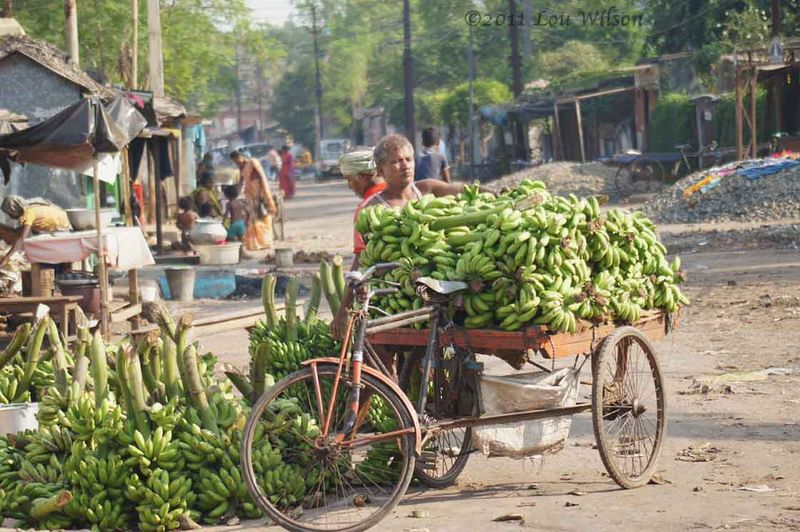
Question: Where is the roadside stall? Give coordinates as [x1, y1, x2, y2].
[0, 95, 150, 336]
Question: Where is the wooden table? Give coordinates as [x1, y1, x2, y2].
[0, 295, 83, 343]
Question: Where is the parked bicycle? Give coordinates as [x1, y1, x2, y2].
[613, 142, 728, 197]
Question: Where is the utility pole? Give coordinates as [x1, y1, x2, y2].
[467, 23, 476, 179]
[771, 0, 782, 133]
[64, 0, 80, 66]
[147, 0, 165, 97]
[2, 1, 11, 17]
[131, 0, 138, 88]
[402, 0, 415, 145]
[508, 0, 522, 98]
[310, 4, 323, 166]
[771, 0, 781, 37]
[234, 45, 243, 134]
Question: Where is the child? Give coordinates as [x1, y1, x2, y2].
[175, 196, 198, 251]
[223, 185, 248, 242]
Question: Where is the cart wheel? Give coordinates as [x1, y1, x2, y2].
[399, 347, 475, 488]
[592, 327, 666, 489]
[615, 157, 666, 197]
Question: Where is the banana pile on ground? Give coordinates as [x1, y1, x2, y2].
[0, 305, 320, 530]
[356, 180, 688, 332]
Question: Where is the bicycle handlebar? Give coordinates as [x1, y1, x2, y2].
[346, 262, 401, 286]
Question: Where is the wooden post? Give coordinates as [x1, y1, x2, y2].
[735, 66, 744, 160]
[575, 99, 586, 164]
[552, 101, 562, 161]
[131, 0, 138, 88]
[121, 148, 140, 330]
[93, 158, 109, 336]
[146, 0, 165, 97]
[750, 66, 758, 158]
[153, 141, 164, 255]
[64, 0, 79, 65]
[147, 142, 156, 223]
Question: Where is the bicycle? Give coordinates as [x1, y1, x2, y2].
[239, 262, 476, 531]
[614, 142, 722, 197]
[240, 260, 671, 531]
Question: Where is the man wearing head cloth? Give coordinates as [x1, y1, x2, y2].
[339, 149, 386, 262]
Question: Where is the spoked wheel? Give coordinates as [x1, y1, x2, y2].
[592, 327, 666, 489]
[615, 157, 666, 197]
[399, 347, 476, 488]
[241, 365, 417, 532]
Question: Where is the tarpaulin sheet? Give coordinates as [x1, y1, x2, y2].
[0, 96, 147, 184]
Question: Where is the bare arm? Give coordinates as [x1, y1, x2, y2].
[0, 225, 30, 269]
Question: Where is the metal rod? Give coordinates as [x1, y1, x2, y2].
[365, 312, 432, 334]
[426, 403, 593, 434]
[364, 340, 391, 379]
[416, 313, 440, 413]
[366, 307, 433, 328]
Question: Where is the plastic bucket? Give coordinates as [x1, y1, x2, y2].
[275, 248, 294, 268]
[165, 267, 196, 301]
[0, 403, 39, 434]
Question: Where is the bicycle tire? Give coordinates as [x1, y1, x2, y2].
[398, 348, 475, 488]
[241, 365, 417, 532]
[615, 157, 666, 197]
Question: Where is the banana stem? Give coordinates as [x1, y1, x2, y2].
[47, 320, 69, 396]
[262, 273, 278, 328]
[332, 255, 345, 302]
[0, 323, 30, 370]
[319, 260, 341, 314]
[89, 330, 108, 408]
[14, 318, 49, 402]
[225, 371, 253, 399]
[181, 344, 218, 434]
[161, 334, 181, 400]
[304, 273, 322, 324]
[71, 352, 90, 398]
[285, 277, 298, 342]
[29, 490, 72, 521]
[250, 342, 270, 405]
[115, 346, 135, 417]
[124, 345, 151, 438]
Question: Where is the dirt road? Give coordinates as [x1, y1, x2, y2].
[201, 180, 800, 531]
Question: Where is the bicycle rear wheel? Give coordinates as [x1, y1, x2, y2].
[241, 365, 417, 532]
[399, 347, 476, 488]
[615, 157, 666, 196]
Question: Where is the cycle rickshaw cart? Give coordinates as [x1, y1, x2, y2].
[241, 263, 677, 532]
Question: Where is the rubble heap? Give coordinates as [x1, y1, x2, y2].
[642, 159, 800, 224]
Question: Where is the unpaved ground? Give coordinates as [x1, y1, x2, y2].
[197, 180, 800, 532]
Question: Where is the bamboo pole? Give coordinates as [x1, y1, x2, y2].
[121, 148, 140, 331]
[575, 99, 586, 164]
[93, 157, 110, 335]
[750, 66, 758, 158]
[735, 66, 744, 160]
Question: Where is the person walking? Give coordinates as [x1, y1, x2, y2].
[278, 145, 296, 199]
[230, 150, 277, 251]
[415, 127, 451, 182]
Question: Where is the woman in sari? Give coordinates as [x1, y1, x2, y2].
[230, 150, 277, 251]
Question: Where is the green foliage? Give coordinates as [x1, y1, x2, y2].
[439, 79, 512, 127]
[648, 94, 694, 152]
[538, 41, 611, 82]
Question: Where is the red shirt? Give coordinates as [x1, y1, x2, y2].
[353, 183, 387, 254]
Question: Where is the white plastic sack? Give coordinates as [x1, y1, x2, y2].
[472, 368, 579, 458]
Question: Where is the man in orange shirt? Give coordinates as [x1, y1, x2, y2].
[339, 149, 386, 266]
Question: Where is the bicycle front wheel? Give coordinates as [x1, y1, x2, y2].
[241, 365, 417, 532]
[615, 157, 665, 196]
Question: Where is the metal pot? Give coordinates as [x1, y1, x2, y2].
[65, 208, 116, 230]
[188, 219, 227, 245]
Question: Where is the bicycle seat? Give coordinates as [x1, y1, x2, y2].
[674, 144, 692, 151]
[415, 277, 468, 295]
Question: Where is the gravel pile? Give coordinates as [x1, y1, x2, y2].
[489, 162, 620, 201]
[642, 162, 800, 224]
[661, 223, 800, 254]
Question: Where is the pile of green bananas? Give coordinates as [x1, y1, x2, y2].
[0, 319, 60, 404]
[357, 180, 688, 332]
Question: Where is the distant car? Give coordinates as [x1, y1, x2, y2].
[318, 138, 351, 178]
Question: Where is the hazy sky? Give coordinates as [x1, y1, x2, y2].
[246, 0, 296, 26]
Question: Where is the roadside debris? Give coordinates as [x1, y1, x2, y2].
[677, 444, 723, 462]
[493, 514, 525, 522]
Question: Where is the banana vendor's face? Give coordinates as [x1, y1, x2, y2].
[381, 145, 414, 188]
